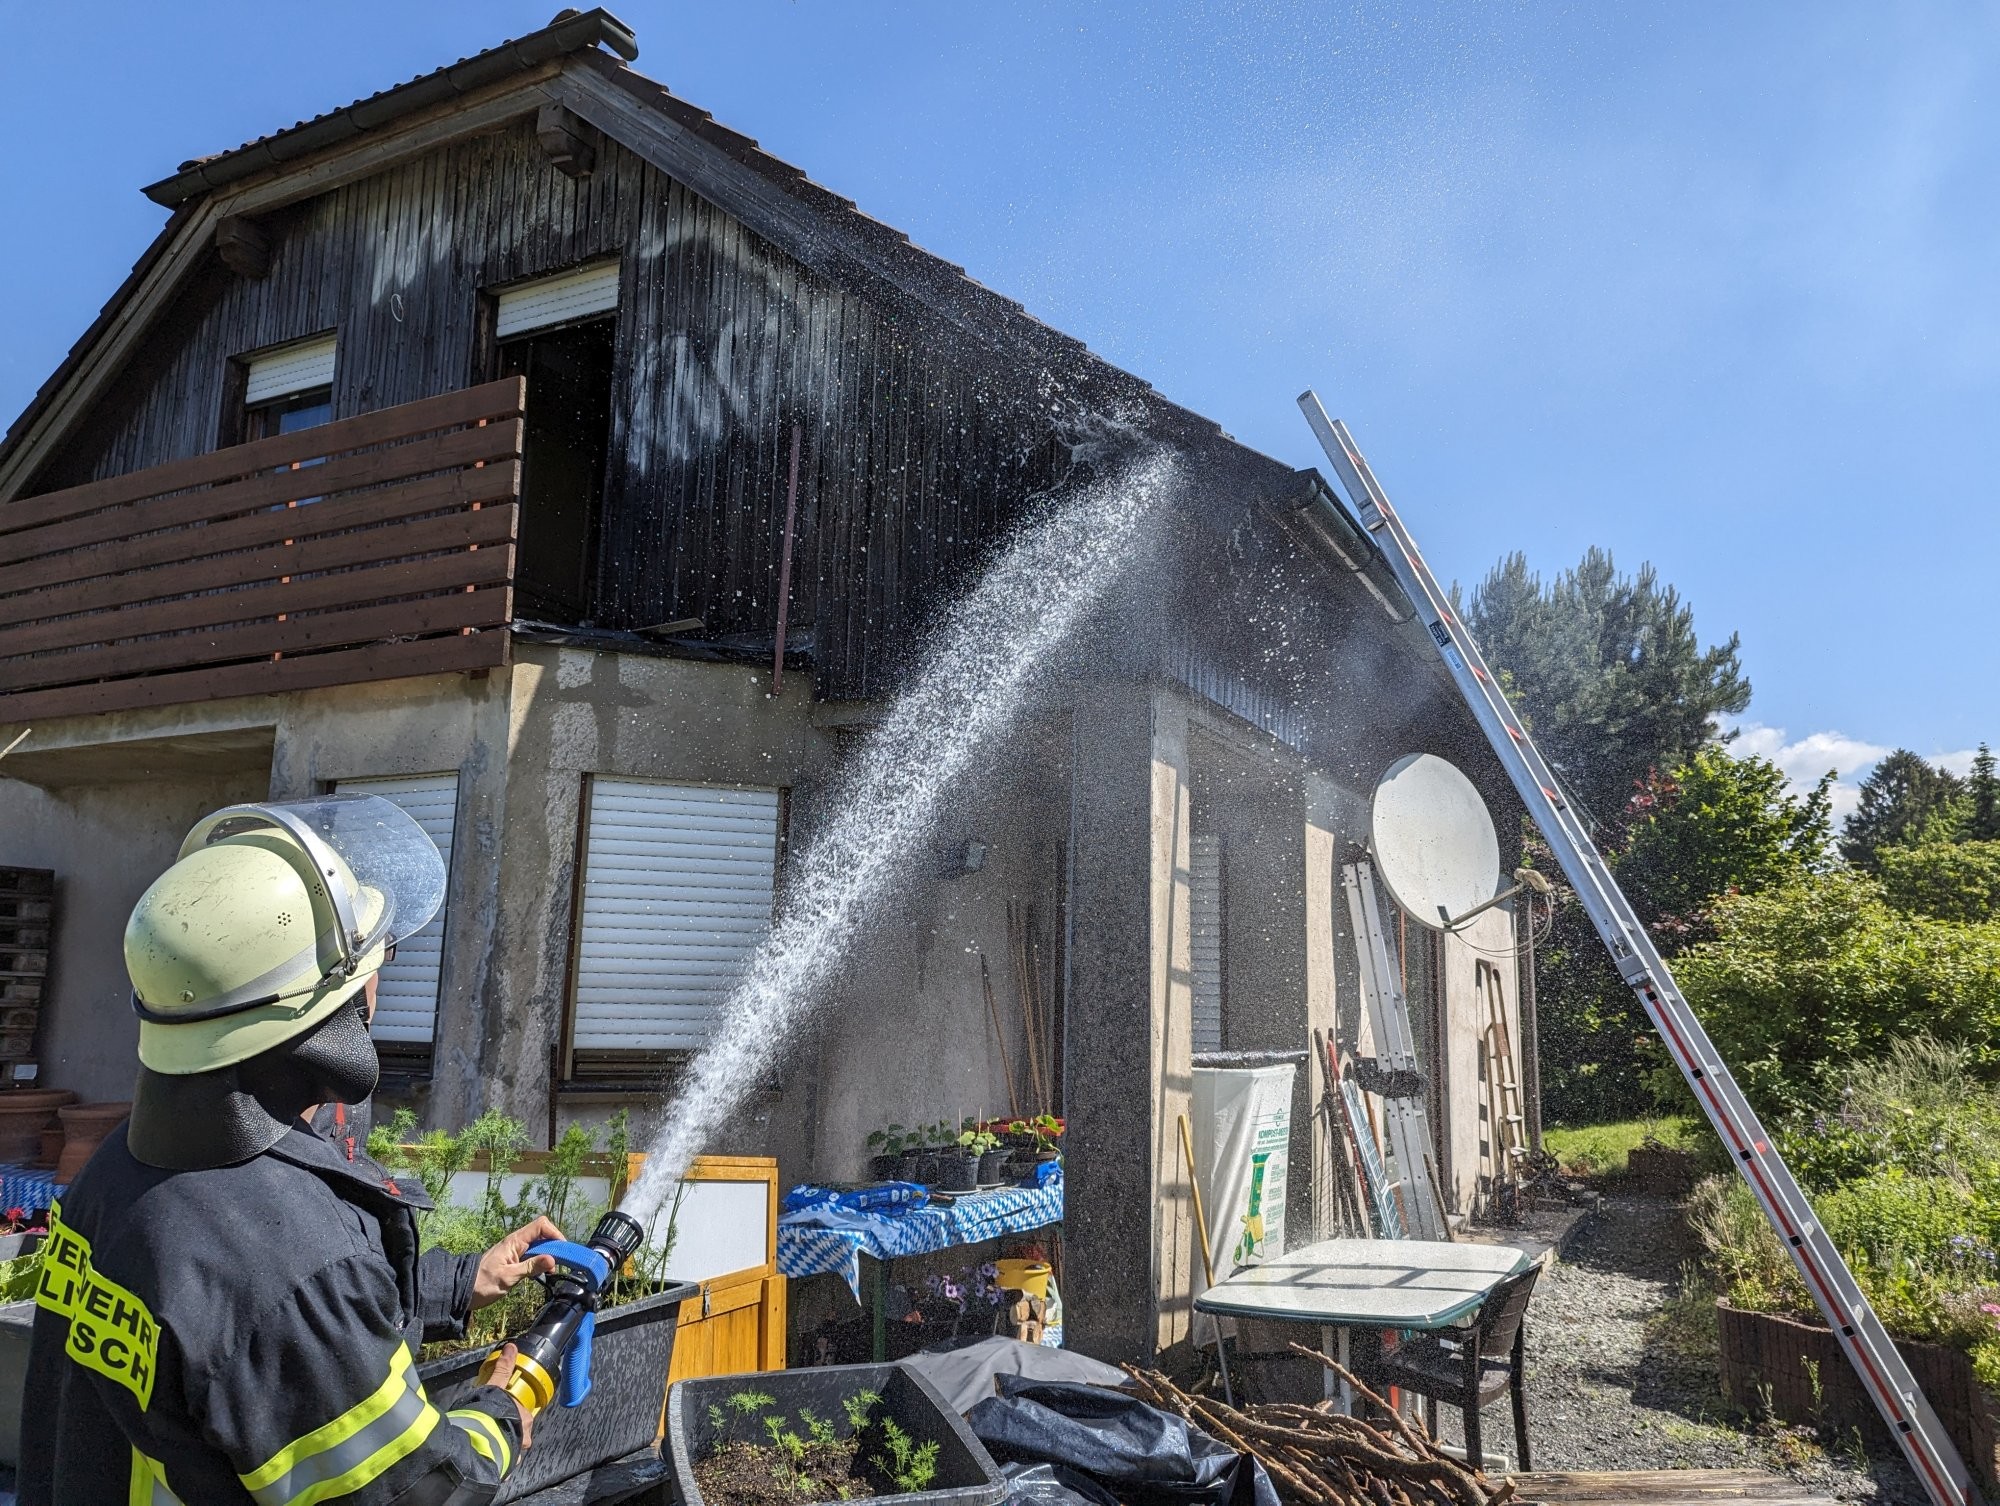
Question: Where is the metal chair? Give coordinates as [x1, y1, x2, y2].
[1370, 1262, 1539, 1470]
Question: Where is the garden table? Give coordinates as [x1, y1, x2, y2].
[1193, 1236, 1530, 1411]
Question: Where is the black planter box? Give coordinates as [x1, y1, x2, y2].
[421, 1280, 697, 1503]
[665, 1361, 1007, 1506]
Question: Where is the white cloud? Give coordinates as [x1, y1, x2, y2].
[1727, 720, 1981, 830]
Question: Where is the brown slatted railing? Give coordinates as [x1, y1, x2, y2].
[0, 377, 525, 723]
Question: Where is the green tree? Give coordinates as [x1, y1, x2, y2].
[1618, 748, 1833, 929]
[1461, 549, 1751, 827]
[1878, 841, 2000, 924]
[1970, 744, 1999, 842]
[1840, 750, 1967, 869]
[1536, 748, 1828, 1124]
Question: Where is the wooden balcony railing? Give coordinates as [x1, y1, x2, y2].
[0, 377, 524, 724]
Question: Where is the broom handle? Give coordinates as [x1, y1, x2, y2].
[1178, 1113, 1218, 1288]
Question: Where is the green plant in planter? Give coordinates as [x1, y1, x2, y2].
[368, 1107, 684, 1358]
[873, 1418, 940, 1493]
[958, 1125, 1001, 1158]
[867, 1123, 916, 1160]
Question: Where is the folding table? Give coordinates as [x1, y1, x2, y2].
[1192, 1236, 1530, 1411]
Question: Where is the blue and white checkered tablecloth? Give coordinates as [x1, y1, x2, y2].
[778, 1174, 1063, 1299]
[0, 1164, 58, 1216]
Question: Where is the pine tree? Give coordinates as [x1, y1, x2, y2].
[1460, 548, 1751, 827]
[1839, 750, 1967, 869]
[1970, 743, 1999, 842]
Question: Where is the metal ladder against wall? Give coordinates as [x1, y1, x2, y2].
[1298, 392, 1973, 1506]
[1341, 860, 1451, 1241]
[1475, 959, 1529, 1192]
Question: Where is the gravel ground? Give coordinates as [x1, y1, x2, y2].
[1429, 1195, 1929, 1504]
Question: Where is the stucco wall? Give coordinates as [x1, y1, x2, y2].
[0, 767, 269, 1102]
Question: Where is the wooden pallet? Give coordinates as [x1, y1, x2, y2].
[1513, 1469, 1833, 1506]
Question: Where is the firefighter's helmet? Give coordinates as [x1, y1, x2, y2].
[125, 795, 446, 1074]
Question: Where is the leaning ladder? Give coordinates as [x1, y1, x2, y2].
[1342, 860, 1451, 1241]
[1475, 959, 1529, 1193]
[1299, 392, 1973, 1506]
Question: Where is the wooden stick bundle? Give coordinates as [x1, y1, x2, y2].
[1120, 1350, 1514, 1506]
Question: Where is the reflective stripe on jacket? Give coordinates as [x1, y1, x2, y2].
[21, 1120, 523, 1505]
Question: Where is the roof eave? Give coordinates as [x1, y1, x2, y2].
[140, 7, 638, 207]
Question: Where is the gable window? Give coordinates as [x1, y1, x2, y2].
[239, 333, 337, 442]
[488, 261, 619, 624]
[565, 777, 780, 1081]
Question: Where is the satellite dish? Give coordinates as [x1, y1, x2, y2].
[1370, 753, 1502, 931]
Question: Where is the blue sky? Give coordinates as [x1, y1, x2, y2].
[3, 2, 1993, 819]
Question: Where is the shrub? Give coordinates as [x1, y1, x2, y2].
[1880, 841, 2000, 925]
[1673, 871, 2000, 1116]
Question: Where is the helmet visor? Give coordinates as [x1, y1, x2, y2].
[182, 793, 447, 959]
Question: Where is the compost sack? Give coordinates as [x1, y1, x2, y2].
[967, 1378, 1279, 1506]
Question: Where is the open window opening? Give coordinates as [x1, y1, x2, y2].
[490, 261, 619, 625]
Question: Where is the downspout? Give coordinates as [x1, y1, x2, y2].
[770, 422, 802, 697]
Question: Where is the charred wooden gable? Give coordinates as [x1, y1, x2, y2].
[26, 116, 1093, 700]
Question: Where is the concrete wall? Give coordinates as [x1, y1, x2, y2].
[0, 761, 270, 1102]
[1062, 683, 1195, 1362]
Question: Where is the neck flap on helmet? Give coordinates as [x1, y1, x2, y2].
[128, 993, 382, 1170]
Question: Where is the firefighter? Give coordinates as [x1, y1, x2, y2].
[24, 794, 558, 1505]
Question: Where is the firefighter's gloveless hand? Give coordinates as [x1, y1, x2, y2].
[473, 1215, 567, 1308]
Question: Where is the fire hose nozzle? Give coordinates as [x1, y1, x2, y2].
[478, 1210, 646, 1415]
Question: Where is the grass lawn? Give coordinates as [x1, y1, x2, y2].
[1543, 1115, 1704, 1177]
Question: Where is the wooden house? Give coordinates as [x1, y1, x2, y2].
[0, 10, 1536, 1362]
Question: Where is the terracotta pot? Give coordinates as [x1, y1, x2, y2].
[55, 1101, 131, 1182]
[0, 1088, 76, 1164]
[36, 1127, 63, 1170]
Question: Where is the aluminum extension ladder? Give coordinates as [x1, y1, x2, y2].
[1342, 859, 1451, 1241]
[1299, 392, 1973, 1506]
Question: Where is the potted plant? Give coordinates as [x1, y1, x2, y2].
[913, 1121, 955, 1187]
[666, 1362, 1006, 1506]
[866, 1123, 915, 1182]
[1005, 1114, 1064, 1182]
[371, 1108, 699, 1502]
[0, 1239, 38, 1468]
[958, 1123, 1008, 1186]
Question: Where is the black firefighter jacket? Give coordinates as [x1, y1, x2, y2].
[21, 1120, 524, 1504]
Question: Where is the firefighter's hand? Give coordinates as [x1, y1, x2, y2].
[483, 1343, 536, 1450]
[473, 1216, 566, 1308]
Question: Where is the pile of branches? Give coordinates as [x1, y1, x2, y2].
[1121, 1343, 1515, 1506]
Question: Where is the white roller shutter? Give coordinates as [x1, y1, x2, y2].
[572, 779, 779, 1053]
[496, 261, 620, 339]
[335, 773, 458, 1044]
[1190, 832, 1224, 1055]
[245, 333, 338, 404]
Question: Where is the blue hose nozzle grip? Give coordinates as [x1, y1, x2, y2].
[527, 1238, 611, 1408]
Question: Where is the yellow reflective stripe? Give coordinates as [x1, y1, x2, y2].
[449, 1408, 513, 1477]
[128, 1447, 183, 1506]
[448, 1407, 513, 1477]
[241, 1344, 413, 1491]
[239, 1344, 441, 1506]
[282, 1401, 438, 1506]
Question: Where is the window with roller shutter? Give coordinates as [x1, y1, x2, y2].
[567, 778, 780, 1070]
[333, 773, 458, 1056]
[1190, 831, 1225, 1055]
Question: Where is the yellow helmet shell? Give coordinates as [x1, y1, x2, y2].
[126, 830, 387, 1075]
